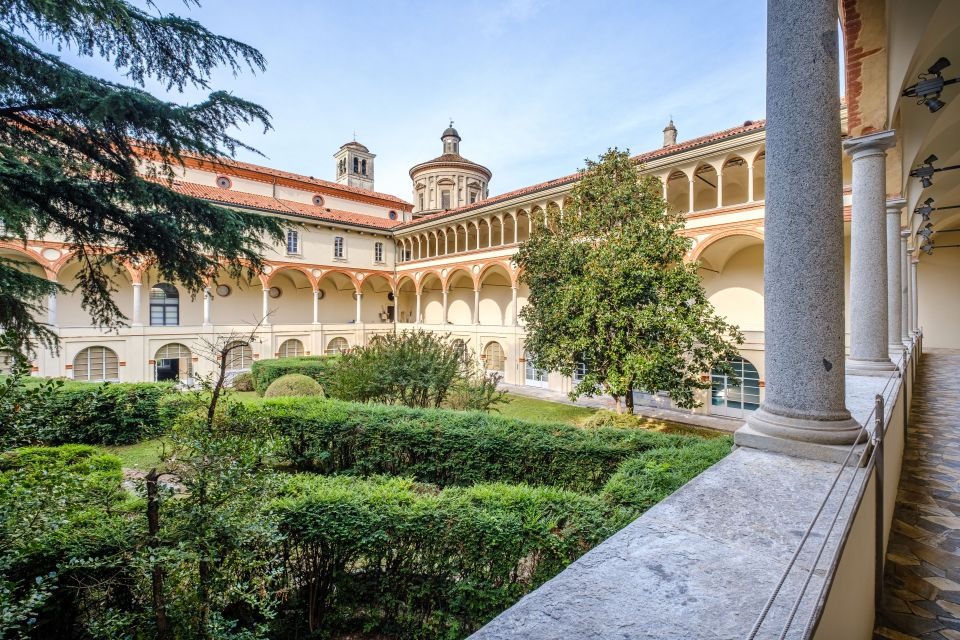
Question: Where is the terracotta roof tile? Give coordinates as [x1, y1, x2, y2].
[397, 119, 766, 230]
[170, 181, 401, 230]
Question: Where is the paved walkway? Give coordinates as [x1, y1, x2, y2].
[499, 383, 742, 433]
[876, 350, 960, 640]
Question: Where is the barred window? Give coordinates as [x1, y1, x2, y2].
[326, 337, 349, 355]
[286, 229, 300, 254]
[334, 236, 345, 259]
[483, 341, 505, 372]
[279, 338, 304, 358]
[374, 242, 384, 263]
[74, 346, 119, 382]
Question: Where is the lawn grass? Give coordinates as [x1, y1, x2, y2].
[493, 394, 598, 425]
[104, 438, 169, 471]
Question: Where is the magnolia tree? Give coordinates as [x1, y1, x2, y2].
[515, 149, 742, 413]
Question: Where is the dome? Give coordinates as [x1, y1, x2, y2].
[441, 125, 460, 140]
[339, 140, 369, 153]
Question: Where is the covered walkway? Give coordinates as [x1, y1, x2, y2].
[876, 350, 960, 640]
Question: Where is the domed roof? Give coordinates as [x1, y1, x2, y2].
[441, 122, 460, 140]
[340, 140, 369, 153]
[409, 153, 491, 180]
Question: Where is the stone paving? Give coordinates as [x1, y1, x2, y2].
[875, 350, 960, 640]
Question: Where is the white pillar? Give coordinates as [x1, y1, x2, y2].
[736, 0, 861, 457]
[905, 246, 915, 335]
[688, 178, 695, 212]
[48, 287, 58, 326]
[312, 289, 320, 324]
[885, 199, 905, 352]
[261, 287, 271, 325]
[844, 130, 896, 375]
[911, 258, 919, 334]
[415, 292, 421, 324]
[511, 287, 518, 326]
[513, 216, 519, 244]
[473, 289, 480, 325]
[747, 163, 755, 202]
[131, 283, 141, 326]
[442, 290, 448, 324]
[355, 291, 362, 324]
[202, 286, 212, 326]
[900, 236, 909, 343]
[716, 170, 723, 208]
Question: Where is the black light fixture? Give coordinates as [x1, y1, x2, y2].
[917, 222, 935, 241]
[910, 154, 960, 188]
[923, 241, 935, 255]
[902, 57, 958, 113]
[915, 197, 936, 221]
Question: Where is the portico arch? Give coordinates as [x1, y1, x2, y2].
[359, 274, 393, 324]
[445, 268, 475, 326]
[477, 263, 513, 325]
[419, 272, 445, 324]
[695, 230, 765, 333]
[314, 271, 357, 323]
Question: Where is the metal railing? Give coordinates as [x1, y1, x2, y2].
[746, 339, 917, 639]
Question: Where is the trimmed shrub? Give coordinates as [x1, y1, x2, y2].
[265, 373, 324, 398]
[231, 371, 255, 391]
[272, 474, 618, 638]
[252, 397, 697, 492]
[251, 356, 339, 396]
[600, 437, 733, 511]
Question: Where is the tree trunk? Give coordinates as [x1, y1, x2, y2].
[146, 469, 172, 640]
[612, 394, 623, 413]
[625, 378, 635, 414]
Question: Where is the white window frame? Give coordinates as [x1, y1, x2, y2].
[374, 241, 384, 263]
[334, 236, 346, 260]
[286, 229, 300, 255]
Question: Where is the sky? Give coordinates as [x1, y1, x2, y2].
[44, 0, 768, 201]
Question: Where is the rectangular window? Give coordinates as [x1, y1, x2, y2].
[334, 236, 345, 259]
[374, 241, 384, 263]
[441, 191, 451, 209]
[574, 360, 588, 383]
[469, 192, 477, 204]
[419, 193, 424, 210]
[286, 229, 300, 254]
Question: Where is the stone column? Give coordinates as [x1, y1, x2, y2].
[131, 283, 141, 326]
[511, 287, 518, 326]
[885, 199, 905, 352]
[415, 292, 421, 324]
[355, 292, 362, 324]
[202, 286, 212, 326]
[312, 290, 320, 324]
[736, 0, 862, 456]
[48, 287, 58, 326]
[688, 177, 695, 213]
[716, 171, 724, 208]
[844, 130, 896, 375]
[747, 163, 755, 202]
[473, 289, 480, 325]
[442, 290, 448, 324]
[911, 258, 919, 333]
[900, 233, 911, 344]
[261, 288, 271, 326]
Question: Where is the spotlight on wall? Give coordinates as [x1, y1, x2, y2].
[917, 223, 935, 241]
[910, 155, 960, 188]
[923, 241, 935, 255]
[915, 197, 936, 221]
[902, 57, 958, 113]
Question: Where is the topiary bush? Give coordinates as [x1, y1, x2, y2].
[250, 397, 699, 491]
[272, 474, 621, 638]
[231, 371, 255, 392]
[264, 373, 324, 398]
[251, 356, 339, 396]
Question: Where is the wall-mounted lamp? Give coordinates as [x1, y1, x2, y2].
[917, 222, 935, 241]
[902, 57, 958, 113]
[910, 154, 960, 188]
[922, 242, 935, 255]
[913, 198, 960, 222]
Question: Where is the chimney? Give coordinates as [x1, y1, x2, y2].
[662, 118, 677, 147]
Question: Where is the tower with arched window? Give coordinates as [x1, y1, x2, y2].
[409, 122, 492, 218]
[333, 140, 375, 191]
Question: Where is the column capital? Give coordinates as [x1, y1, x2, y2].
[885, 197, 907, 215]
[842, 129, 896, 159]
[900, 228, 912, 239]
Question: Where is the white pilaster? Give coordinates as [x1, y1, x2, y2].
[131, 283, 141, 326]
[911, 258, 919, 334]
[202, 286, 212, 326]
[262, 288, 271, 325]
[511, 287, 518, 326]
[473, 289, 480, 325]
[901, 233, 911, 344]
[313, 289, 320, 324]
[415, 292, 422, 324]
[355, 292, 362, 324]
[885, 199, 905, 352]
[48, 287, 58, 326]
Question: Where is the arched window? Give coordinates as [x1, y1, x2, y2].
[353, 157, 359, 173]
[710, 356, 761, 417]
[483, 341, 505, 372]
[0, 349, 15, 375]
[278, 338, 304, 358]
[361, 159, 367, 175]
[326, 337, 349, 355]
[225, 341, 253, 371]
[150, 283, 179, 326]
[73, 346, 119, 382]
[155, 343, 192, 381]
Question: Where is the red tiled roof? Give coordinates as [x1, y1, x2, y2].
[170, 180, 401, 230]
[409, 153, 492, 179]
[397, 119, 766, 230]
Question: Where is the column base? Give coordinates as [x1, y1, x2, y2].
[846, 356, 896, 376]
[734, 406, 867, 465]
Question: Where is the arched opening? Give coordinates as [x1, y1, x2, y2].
[420, 273, 445, 324]
[710, 356, 761, 418]
[753, 151, 766, 201]
[692, 164, 719, 211]
[57, 257, 134, 327]
[326, 337, 349, 354]
[466, 221, 479, 251]
[268, 268, 313, 325]
[360, 274, 393, 323]
[502, 213, 517, 245]
[208, 267, 262, 327]
[445, 269, 475, 326]
[73, 346, 119, 382]
[666, 170, 690, 213]
[149, 283, 180, 327]
[530, 206, 546, 235]
[721, 156, 749, 206]
[491, 216, 503, 246]
[315, 272, 357, 323]
[0, 247, 53, 325]
[155, 343, 193, 382]
[427, 233, 437, 258]
[395, 277, 417, 323]
[278, 338, 305, 358]
[697, 233, 765, 333]
[516, 210, 531, 243]
[477, 264, 512, 325]
[477, 218, 490, 249]
[482, 341, 505, 373]
[225, 341, 253, 372]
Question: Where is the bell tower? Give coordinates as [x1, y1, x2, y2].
[334, 139, 375, 191]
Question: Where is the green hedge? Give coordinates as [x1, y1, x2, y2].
[273, 474, 621, 638]
[250, 356, 339, 396]
[251, 397, 698, 492]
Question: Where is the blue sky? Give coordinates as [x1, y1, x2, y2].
[49, 0, 768, 201]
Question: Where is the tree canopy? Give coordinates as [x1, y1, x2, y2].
[0, 0, 283, 354]
[515, 148, 742, 411]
